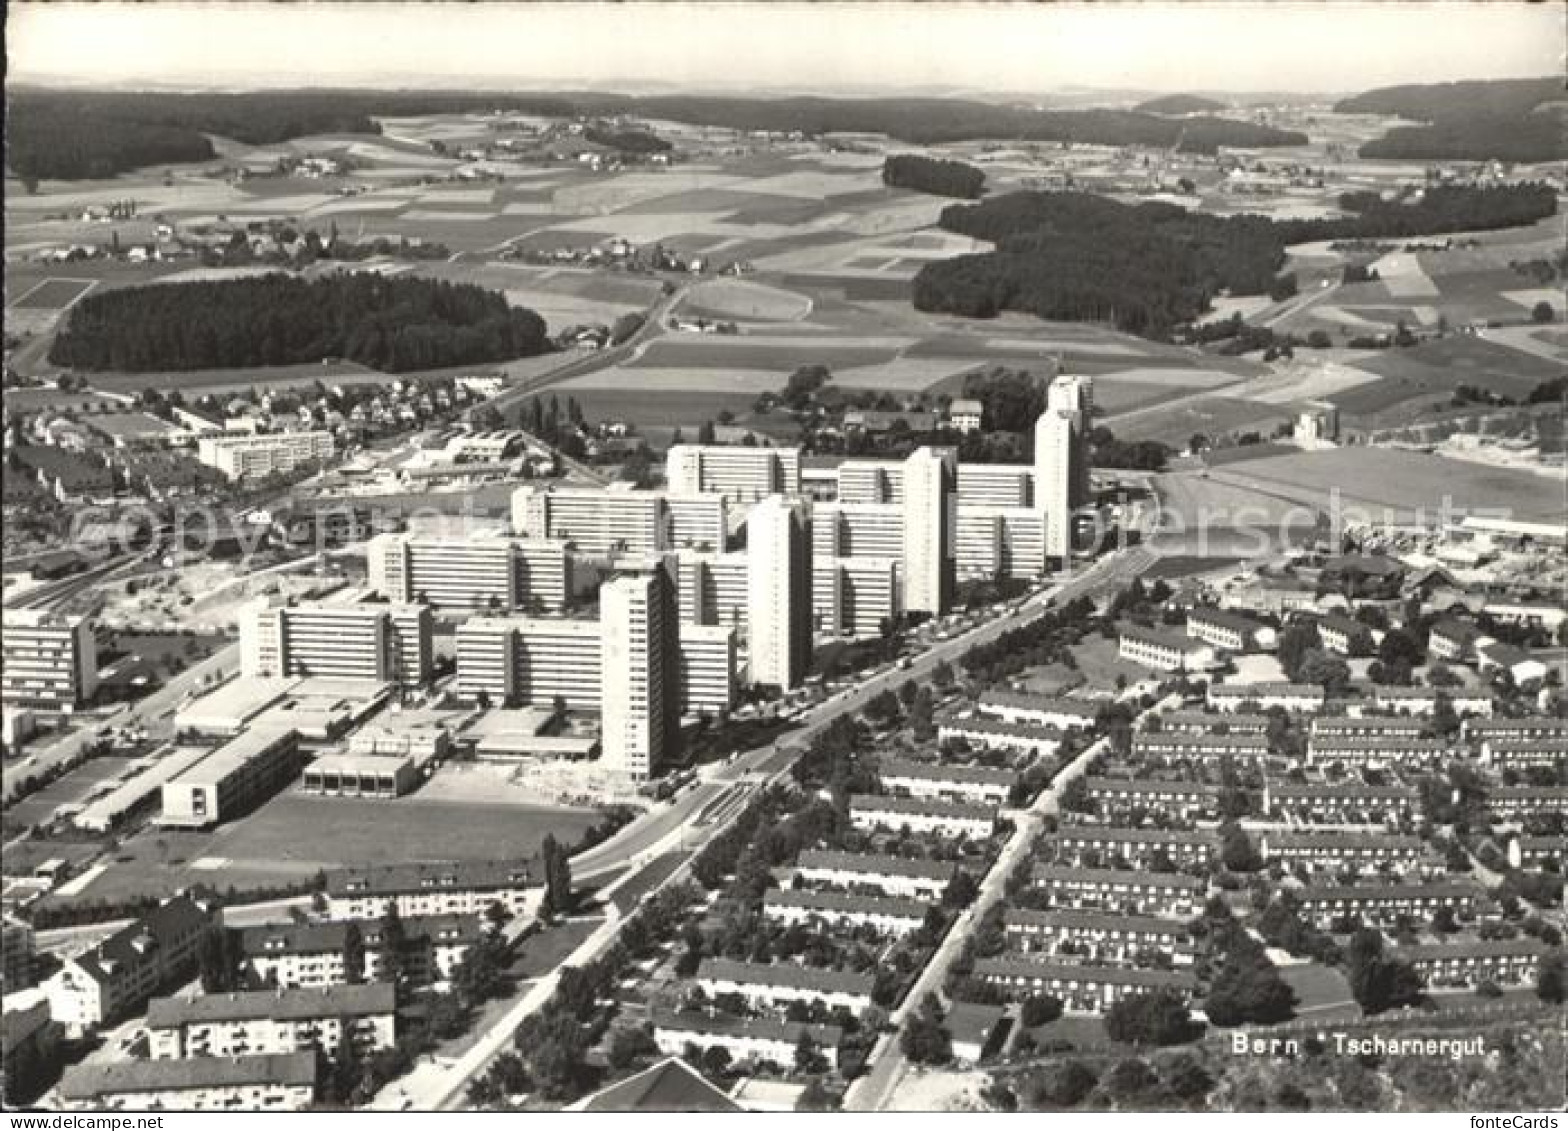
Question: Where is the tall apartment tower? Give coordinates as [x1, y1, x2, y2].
[901, 446, 957, 618]
[240, 601, 433, 686]
[0, 609, 98, 710]
[1034, 374, 1093, 561]
[599, 564, 680, 781]
[746, 495, 813, 690]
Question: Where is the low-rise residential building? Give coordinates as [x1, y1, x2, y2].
[146, 983, 397, 1060]
[1482, 739, 1568, 770]
[847, 794, 997, 840]
[975, 690, 1099, 731]
[1307, 736, 1452, 767]
[1310, 715, 1427, 741]
[1264, 782, 1420, 824]
[879, 757, 1019, 805]
[46, 895, 216, 1033]
[1155, 711, 1272, 736]
[694, 959, 875, 1015]
[324, 858, 540, 921]
[2, 1000, 57, 1099]
[238, 914, 483, 988]
[761, 889, 928, 936]
[651, 1012, 841, 1071]
[1207, 682, 1326, 713]
[1132, 732, 1270, 760]
[1477, 643, 1550, 686]
[1030, 864, 1206, 917]
[196, 430, 334, 480]
[58, 1051, 318, 1112]
[791, 850, 956, 901]
[1507, 835, 1562, 869]
[1003, 908, 1193, 964]
[1429, 619, 1485, 662]
[1363, 685, 1492, 716]
[1047, 825, 1218, 868]
[1487, 786, 1568, 820]
[1083, 776, 1222, 820]
[937, 716, 1063, 758]
[1395, 939, 1549, 989]
[1260, 831, 1427, 870]
[1185, 607, 1275, 652]
[1296, 882, 1478, 927]
[1317, 612, 1371, 656]
[158, 727, 301, 829]
[1465, 716, 1568, 746]
[973, 957, 1197, 1013]
[1118, 626, 1217, 672]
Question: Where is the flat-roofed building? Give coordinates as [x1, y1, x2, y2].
[455, 616, 603, 708]
[665, 445, 801, 503]
[837, 459, 902, 504]
[58, 1051, 317, 1112]
[367, 532, 572, 612]
[300, 752, 421, 799]
[814, 556, 901, 639]
[811, 502, 902, 560]
[196, 430, 333, 480]
[511, 485, 727, 557]
[146, 983, 396, 1060]
[324, 858, 539, 921]
[238, 914, 483, 988]
[159, 728, 300, 829]
[674, 550, 748, 631]
[746, 495, 812, 690]
[955, 506, 1046, 581]
[956, 463, 1032, 507]
[678, 624, 736, 717]
[902, 446, 956, 616]
[1, 609, 98, 710]
[848, 794, 996, 839]
[694, 958, 874, 1015]
[601, 567, 680, 780]
[974, 958, 1196, 1013]
[760, 889, 927, 936]
[1118, 625, 1216, 672]
[240, 600, 432, 686]
[1034, 375, 1091, 561]
[792, 850, 956, 901]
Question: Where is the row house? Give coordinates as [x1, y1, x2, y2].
[59, 1052, 317, 1113]
[1046, 825, 1218, 869]
[1395, 939, 1550, 989]
[694, 959, 875, 1016]
[1306, 737, 1452, 768]
[1487, 786, 1568, 821]
[1296, 882, 1478, 928]
[847, 794, 998, 840]
[325, 858, 540, 921]
[879, 757, 1019, 805]
[1003, 908, 1194, 966]
[761, 889, 928, 936]
[651, 1011, 842, 1071]
[792, 850, 956, 901]
[1507, 835, 1562, 869]
[1429, 619, 1485, 662]
[237, 914, 484, 988]
[1185, 606, 1275, 652]
[1220, 581, 1319, 617]
[46, 895, 217, 1034]
[937, 716, 1063, 758]
[1317, 613, 1371, 656]
[1260, 831, 1427, 870]
[1263, 782, 1419, 825]
[1083, 776, 1223, 821]
[1030, 864, 1206, 918]
[1465, 715, 1568, 746]
[1132, 732, 1271, 760]
[1118, 626, 1217, 672]
[1208, 682, 1326, 713]
[973, 957, 1197, 1014]
[1155, 711, 1272, 736]
[147, 983, 396, 1060]
[1309, 716, 1426, 741]
[976, 690, 1099, 731]
[1481, 739, 1568, 770]
[1362, 685, 1493, 717]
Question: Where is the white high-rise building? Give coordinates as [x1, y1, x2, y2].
[240, 601, 432, 686]
[665, 445, 801, 503]
[510, 486, 726, 556]
[1, 609, 98, 710]
[1034, 374, 1093, 561]
[600, 567, 679, 780]
[813, 558, 901, 640]
[901, 446, 956, 617]
[674, 550, 749, 632]
[367, 533, 571, 612]
[746, 495, 812, 690]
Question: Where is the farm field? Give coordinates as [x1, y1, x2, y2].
[1330, 335, 1566, 419]
[678, 278, 813, 323]
[61, 791, 601, 905]
[1111, 395, 1296, 447]
[1209, 446, 1568, 523]
[73, 359, 393, 397]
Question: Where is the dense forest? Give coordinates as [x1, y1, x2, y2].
[48, 274, 551, 374]
[1336, 77, 1567, 163]
[915, 183, 1558, 336]
[882, 154, 986, 199]
[1134, 94, 1227, 116]
[8, 86, 1309, 181]
[582, 126, 672, 154]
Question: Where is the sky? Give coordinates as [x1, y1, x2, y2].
[6, 2, 1563, 96]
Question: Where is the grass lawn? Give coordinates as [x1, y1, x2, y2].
[1, 757, 138, 838]
[1015, 633, 1155, 694]
[1278, 962, 1355, 1012]
[1028, 1013, 1111, 1052]
[508, 916, 604, 980]
[67, 792, 602, 905]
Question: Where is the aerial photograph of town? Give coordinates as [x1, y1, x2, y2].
[0, 0, 1563, 1119]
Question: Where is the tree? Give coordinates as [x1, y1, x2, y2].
[342, 921, 366, 985]
[608, 1025, 659, 1072]
[1298, 649, 1351, 695]
[1033, 1059, 1097, 1108]
[900, 994, 952, 1065]
[1277, 622, 1323, 680]
[942, 869, 980, 909]
[1104, 989, 1200, 1046]
[1532, 300, 1557, 324]
[699, 1045, 733, 1080]
[541, 834, 573, 918]
[1021, 994, 1064, 1027]
[1538, 951, 1565, 1003]
[1219, 822, 1265, 873]
[1346, 928, 1423, 1014]
[797, 1076, 837, 1111]
[379, 904, 408, 986]
[794, 1030, 829, 1074]
[1161, 1052, 1213, 1101]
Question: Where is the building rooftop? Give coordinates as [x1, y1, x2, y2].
[794, 850, 957, 883]
[1004, 907, 1189, 938]
[763, 887, 929, 922]
[973, 957, 1196, 990]
[237, 913, 483, 957]
[173, 727, 297, 789]
[147, 982, 395, 1028]
[575, 1057, 743, 1113]
[978, 689, 1101, 718]
[879, 757, 1019, 787]
[1032, 864, 1204, 890]
[326, 856, 536, 898]
[1053, 824, 1217, 845]
[696, 958, 876, 996]
[73, 895, 212, 987]
[650, 1009, 842, 1048]
[848, 793, 997, 822]
[1186, 606, 1264, 633]
[1084, 775, 1222, 796]
[60, 1052, 317, 1101]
